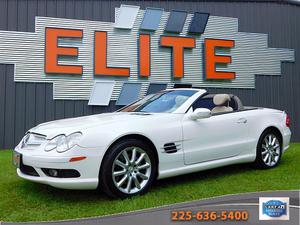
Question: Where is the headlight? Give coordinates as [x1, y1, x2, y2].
[56, 135, 69, 153]
[44, 132, 82, 153]
[44, 135, 61, 151]
[17, 133, 30, 149]
[66, 132, 82, 149]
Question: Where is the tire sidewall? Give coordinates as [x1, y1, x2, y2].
[100, 139, 157, 198]
[256, 130, 282, 169]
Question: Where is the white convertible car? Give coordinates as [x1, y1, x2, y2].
[13, 88, 291, 198]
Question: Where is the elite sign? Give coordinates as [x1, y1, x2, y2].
[0, 5, 295, 103]
[45, 28, 235, 80]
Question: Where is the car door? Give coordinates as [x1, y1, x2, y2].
[182, 97, 249, 165]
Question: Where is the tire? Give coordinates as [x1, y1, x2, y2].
[254, 129, 282, 169]
[99, 139, 157, 198]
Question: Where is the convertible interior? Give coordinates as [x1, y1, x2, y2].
[192, 93, 245, 114]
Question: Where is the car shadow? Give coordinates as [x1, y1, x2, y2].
[18, 162, 264, 202]
[154, 163, 257, 188]
[155, 153, 292, 189]
[18, 152, 295, 204]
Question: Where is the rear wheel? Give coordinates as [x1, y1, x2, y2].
[99, 139, 156, 198]
[254, 130, 282, 169]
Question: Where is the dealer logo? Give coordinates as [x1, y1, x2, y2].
[0, 5, 294, 101]
[259, 197, 289, 220]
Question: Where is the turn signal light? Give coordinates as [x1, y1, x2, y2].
[69, 156, 86, 162]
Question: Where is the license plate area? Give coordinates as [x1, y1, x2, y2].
[13, 151, 21, 168]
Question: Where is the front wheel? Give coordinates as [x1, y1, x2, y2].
[254, 130, 282, 169]
[99, 139, 156, 198]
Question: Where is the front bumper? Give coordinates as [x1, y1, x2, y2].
[17, 169, 98, 189]
[14, 145, 104, 190]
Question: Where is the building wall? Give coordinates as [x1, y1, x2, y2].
[0, 0, 299, 149]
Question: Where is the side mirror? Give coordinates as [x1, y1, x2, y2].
[189, 108, 211, 120]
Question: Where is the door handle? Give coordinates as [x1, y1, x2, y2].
[237, 118, 247, 124]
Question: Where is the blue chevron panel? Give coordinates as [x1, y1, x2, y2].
[140, 7, 163, 31]
[114, 5, 140, 29]
[147, 83, 167, 95]
[188, 12, 210, 34]
[164, 10, 187, 33]
[116, 82, 142, 106]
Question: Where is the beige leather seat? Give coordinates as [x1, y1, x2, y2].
[167, 95, 189, 112]
[175, 95, 188, 107]
[211, 94, 233, 114]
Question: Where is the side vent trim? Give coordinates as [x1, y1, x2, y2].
[163, 142, 180, 154]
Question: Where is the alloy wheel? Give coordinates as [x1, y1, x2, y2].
[112, 147, 152, 194]
[261, 134, 280, 167]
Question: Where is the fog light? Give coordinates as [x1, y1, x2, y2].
[42, 168, 81, 178]
[48, 169, 58, 177]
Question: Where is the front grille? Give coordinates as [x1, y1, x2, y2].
[20, 158, 39, 177]
[21, 132, 46, 149]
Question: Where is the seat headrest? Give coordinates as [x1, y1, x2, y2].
[175, 95, 188, 106]
[213, 94, 231, 106]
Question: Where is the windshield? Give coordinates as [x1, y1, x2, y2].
[120, 90, 197, 113]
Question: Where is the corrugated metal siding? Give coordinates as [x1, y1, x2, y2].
[0, 6, 294, 101]
[0, 0, 299, 149]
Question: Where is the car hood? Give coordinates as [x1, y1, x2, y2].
[29, 112, 156, 139]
